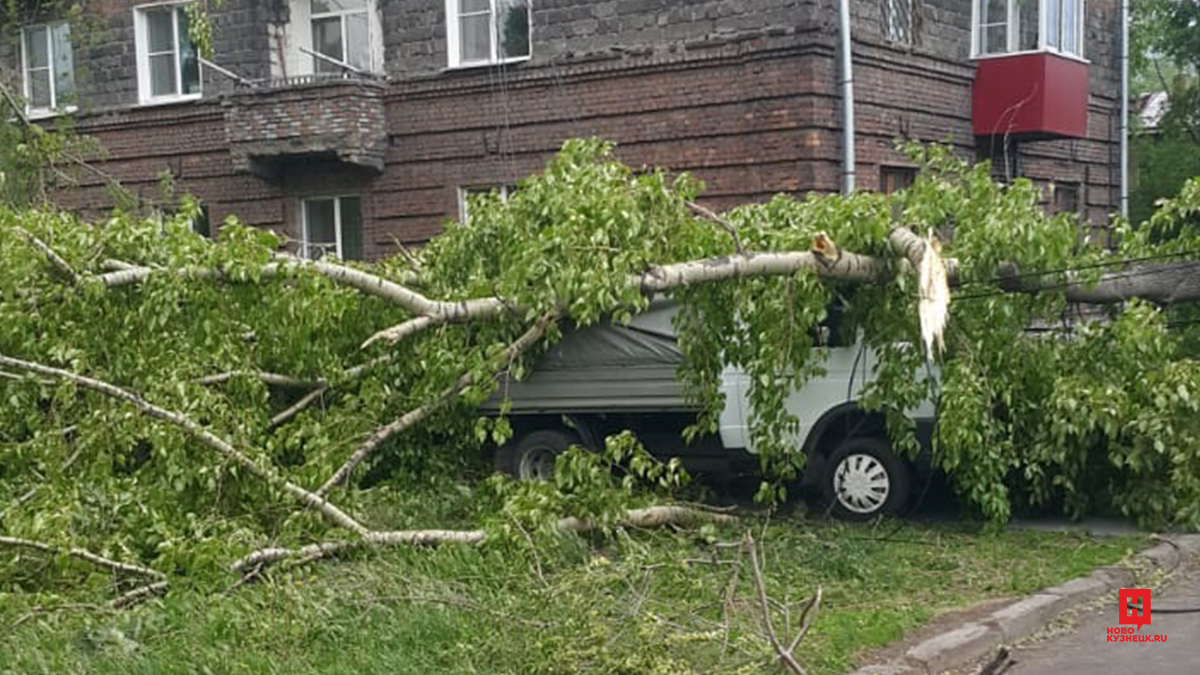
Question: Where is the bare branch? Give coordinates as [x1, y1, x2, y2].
[110, 581, 170, 609]
[745, 531, 808, 675]
[362, 315, 446, 350]
[269, 385, 328, 429]
[0, 353, 369, 536]
[231, 505, 735, 574]
[196, 370, 324, 389]
[0, 535, 165, 580]
[786, 586, 823, 654]
[688, 201, 743, 254]
[317, 312, 559, 496]
[12, 227, 80, 285]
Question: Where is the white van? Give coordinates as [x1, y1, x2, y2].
[486, 300, 936, 520]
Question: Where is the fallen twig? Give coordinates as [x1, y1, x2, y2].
[0, 535, 165, 580]
[110, 581, 170, 609]
[744, 531, 820, 675]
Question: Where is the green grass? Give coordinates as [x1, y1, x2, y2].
[0, 515, 1142, 675]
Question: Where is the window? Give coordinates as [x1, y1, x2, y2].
[458, 184, 517, 221]
[311, 0, 371, 73]
[21, 22, 74, 115]
[302, 196, 363, 260]
[971, 0, 1083, 58]
[134, 3, 201, 103]
[880, 166, 917, 194]
[880, 0, 918, 46]
[446, 0, 531, 68]
[1051, 182, 1080, 215]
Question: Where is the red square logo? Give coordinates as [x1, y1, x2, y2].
[1119, 588, 1152, 632]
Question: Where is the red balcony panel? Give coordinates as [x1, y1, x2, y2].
[972, 52, 1089, 140]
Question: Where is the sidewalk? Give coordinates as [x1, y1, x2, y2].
[1005, 558, 1200, 675]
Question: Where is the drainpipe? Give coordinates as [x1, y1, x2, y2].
[838, 0, 856, 194]
[1119, 0, 1130, 218]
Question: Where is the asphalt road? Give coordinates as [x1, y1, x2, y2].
[1005, 558, 1200, 675]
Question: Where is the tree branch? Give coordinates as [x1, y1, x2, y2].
[12, 227, 79, 285]
[688, 201, 743, 254]
[0, 535, 165, 580]
[110, 581, 170, 609]
[196, 370, 324, 389]
[317, 312, 559, 496]
[997, 261, 1200, 304]
[744, 531, 812, 675]
[231, 505, 736, 574]
[0, 353, 369, 536]
[269, 385, 328, 429]
[361, 315, 447, 350]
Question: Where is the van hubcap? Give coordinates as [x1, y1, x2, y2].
[834, 453, 890, 514]
[518, 447, 558, 481]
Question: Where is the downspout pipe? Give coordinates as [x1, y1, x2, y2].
[838, 0, 856, 194]
[1120, 0, 1130, 219]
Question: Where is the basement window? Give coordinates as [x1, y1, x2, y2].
[21, 22, 75, 116]
[446, 0, 531, 68]
[971, 0, 1084, 59]
[880, 166, 917, 194]
[302, 196, 364, 260]
[134, 3, 201, 104]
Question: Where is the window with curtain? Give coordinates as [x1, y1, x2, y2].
[21, 22, 74, 115]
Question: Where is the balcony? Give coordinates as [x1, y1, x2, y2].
[970, 0, 1089, 140]
[973, 52, 1088, 140]
[222, 75, 387, 178]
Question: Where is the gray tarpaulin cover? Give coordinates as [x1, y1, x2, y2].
[536, 323, 682, 370]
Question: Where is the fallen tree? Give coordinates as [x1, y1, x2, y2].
[2, 140, 1200, 612]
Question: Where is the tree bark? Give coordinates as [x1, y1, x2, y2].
[230, 505, 737, 575]
[0, 353, 369, 536]
[316, 312, 559, 497]
[997, 261, 1200, 304]
[0, 535, 165, 579]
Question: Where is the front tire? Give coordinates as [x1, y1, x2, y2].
[822, 436, 913, 521]
[494, 429, 579, 481]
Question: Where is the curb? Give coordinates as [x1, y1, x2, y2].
[848, 535, 1199, 675]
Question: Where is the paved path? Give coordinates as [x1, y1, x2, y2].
[1005, 558, 1200, 675]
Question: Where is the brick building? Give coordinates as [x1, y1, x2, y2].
[2, 1, 1121, 259]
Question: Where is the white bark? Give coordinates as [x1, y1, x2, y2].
[13, 227, 79, 285]
[0, 353, 369, 536]
[0, 535, 165, 579]
[316, 313, 559, 496]
[230, 505, 736, 574]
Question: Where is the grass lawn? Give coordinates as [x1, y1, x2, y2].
[0, 516, 1142, 675]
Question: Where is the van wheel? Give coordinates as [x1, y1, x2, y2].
[822, 437, 912, 521]
[494, 429, 578, 481]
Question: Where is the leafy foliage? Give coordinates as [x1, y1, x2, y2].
[1, 139, 1199, 603]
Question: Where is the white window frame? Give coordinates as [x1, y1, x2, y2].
[970, 0, 1086, 61]
[301, 195, 361, 260]
[20, 22, 76, 117]
[445, 0, 533, 69]
[310, 0, 372, 74]
[458, 184, 516, 222]
[133, 2, 203, 105]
